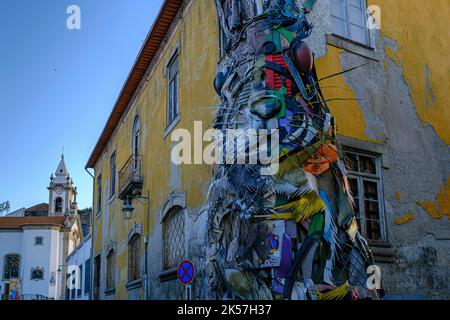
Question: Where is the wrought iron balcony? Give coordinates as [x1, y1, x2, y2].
[118, 155, 143, 200]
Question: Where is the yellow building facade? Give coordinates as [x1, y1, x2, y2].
[87, 0, 450, 299]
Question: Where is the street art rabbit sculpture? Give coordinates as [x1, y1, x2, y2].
[205, 0, 380, 300]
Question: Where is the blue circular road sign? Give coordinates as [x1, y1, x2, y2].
[178, 260, 195, 285]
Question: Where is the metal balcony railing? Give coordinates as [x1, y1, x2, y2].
[118, 155, 143, 200]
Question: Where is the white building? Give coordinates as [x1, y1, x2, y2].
[0, 155, 84, 300]
[66, 233, 92, 300]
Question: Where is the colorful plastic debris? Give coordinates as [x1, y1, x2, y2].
[205, 0, 379, 300]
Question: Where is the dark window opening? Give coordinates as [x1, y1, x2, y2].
[167, 54, 179, 126]
[106, 250, 115, 290]
[84, 259, 91, 295]
[93, 255, 101, 300]
[55, 197, 63, 213]
[31, 267, 44, 280]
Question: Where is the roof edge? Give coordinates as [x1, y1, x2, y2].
[86, 0, 184, 169]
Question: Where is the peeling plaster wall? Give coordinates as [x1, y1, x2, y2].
[306, 0, 450, 299]
[373, 0, 450, 145]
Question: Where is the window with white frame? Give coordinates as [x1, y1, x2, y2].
[162, 206, 185, 270]
[132, 116, 141, 172]
[132, 116, 140, 156]
[110, 152, 116, 198]
[96, 174, 102, 215]
[330, 0, 369, 45]
[345, 149, 386, 241]
[167, 52, 179, 126]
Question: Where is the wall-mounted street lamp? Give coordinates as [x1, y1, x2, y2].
[122, 195, 149, 219]
[122, 196, 135, 219]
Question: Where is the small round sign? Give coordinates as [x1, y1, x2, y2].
[177, 260, 195, 286]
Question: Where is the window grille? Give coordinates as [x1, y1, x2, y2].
[128, 234, 141, 281]
[3, 254, 20, 280]
[163, 206, 185, 269]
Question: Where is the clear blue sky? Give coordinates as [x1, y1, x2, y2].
[0, 0, 164, 212]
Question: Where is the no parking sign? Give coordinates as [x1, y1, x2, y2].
[177, 260, 195, 286]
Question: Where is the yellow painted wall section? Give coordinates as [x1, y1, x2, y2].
[176, 0, 220, 208]
[315, 45, 370, 141]
[418, 177, 450, 220]
[371, 0, 450, 145]
[92, 0, 219, 299]
[394, 212, 415, 225]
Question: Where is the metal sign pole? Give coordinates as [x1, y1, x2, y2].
[185, 285, 192, 301]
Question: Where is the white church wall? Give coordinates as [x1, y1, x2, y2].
[21, 227, 61, 299]
[48, 228, 62, 300]
[57, 231, 64, 299]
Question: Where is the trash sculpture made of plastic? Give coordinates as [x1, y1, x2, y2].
[205, 0, 382, 300]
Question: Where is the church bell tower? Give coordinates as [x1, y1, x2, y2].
[48, 154, 78, 216]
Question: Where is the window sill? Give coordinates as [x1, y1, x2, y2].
[163, 113, 181, 140]
[104, 288, 116, 296]
[338, 135, 390, 169]
[326, 34, 381, 62]
[368, 240, 397, 264]
[158, 268, 177, 283]
[125, 279, 142, 290]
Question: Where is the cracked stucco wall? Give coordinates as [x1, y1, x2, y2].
[306, 0, 450, 299]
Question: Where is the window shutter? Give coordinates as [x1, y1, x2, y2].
[347, 0, 368, 44]
[330, 0, 347, 38]
[330, 0, 368, 45]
